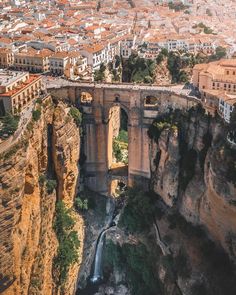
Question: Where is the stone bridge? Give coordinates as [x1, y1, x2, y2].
[48, 82, 198, 194]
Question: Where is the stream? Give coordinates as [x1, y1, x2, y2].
[77, 197, 117, 295]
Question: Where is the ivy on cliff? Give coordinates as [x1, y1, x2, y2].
[103, 240, 161, 295]
[53, 201, 80, 285]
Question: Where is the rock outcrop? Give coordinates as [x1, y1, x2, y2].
[0, 98, 83, 295]
[149, 108, 236, 258]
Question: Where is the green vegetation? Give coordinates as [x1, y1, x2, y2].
[32, 109, 41, 121]
[0, 112, 19, 139]
[148, 109, 180, 142]
[119, 187, 155, 233]
[69, 107, 82, 126]
[122, 53, 156, 83]
[117, 129, 128, 143]
[156, 48, 168, 65]
[94, 63, 106, 82]
[209, 46, 227, 61]
[53, 201, 80, 285]
[38, 174, 57, 193]
[114, 55, 121, 68]
[113, 140, 124, 162]
[168, 2, 188, 11]
[74, 196, 88, 211]
[46, 179, 57, 193]
[167, 52, 189, 83]
[103, 240, 161, 295]
[113, 129, 128, 164]
[193, 22, 215, 34]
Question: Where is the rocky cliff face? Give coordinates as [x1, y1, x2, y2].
[149, 108, 236, 258]
[0, 98, 83, 295]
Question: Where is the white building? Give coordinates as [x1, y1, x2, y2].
[218, 94, 236, 123]
[121, 35, 137, 58]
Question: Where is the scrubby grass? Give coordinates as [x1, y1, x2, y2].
[53, 201, 80, 285]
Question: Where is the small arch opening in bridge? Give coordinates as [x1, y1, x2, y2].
[107, 105, 129, 175]
[144, 95, 158, 106]
[80, 91, 93, 104]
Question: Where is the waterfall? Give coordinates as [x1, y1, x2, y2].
[90, 228, 108, 283]
[90, 198, 116, 284]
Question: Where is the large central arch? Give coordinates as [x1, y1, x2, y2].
[82, 88, 151, 194]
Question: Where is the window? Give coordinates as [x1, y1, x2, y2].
[227, 71, 229, 75]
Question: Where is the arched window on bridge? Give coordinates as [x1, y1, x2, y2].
[144, 95, 158, 106]
[81, 91, 93, 104]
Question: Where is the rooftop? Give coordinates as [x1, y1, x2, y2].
[0, 69, 28, 87]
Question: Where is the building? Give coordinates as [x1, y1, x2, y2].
[193, 59, 236, 93]
[218, 93, 236, 123]
[121, 35, 136, 59]
[193, 59, 236, 121]
[49, 51, 88, 79]
[0, 48, 14, 68]
[14, 48, 53, 73]
[0, 70, 43, 114]
[80, 44, 108, 70]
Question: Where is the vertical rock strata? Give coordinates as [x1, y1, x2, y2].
[0, 98, 83, 295]
[150, 109, 236, 258]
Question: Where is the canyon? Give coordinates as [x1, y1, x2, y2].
[0, 87, 236, 295]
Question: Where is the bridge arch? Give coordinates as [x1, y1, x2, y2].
[106, 103, 129, 170]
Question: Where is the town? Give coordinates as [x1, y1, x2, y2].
[1, 1, 236, 295]
[0, 0, 236, 139]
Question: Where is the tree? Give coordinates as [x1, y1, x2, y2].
[0, 112, 19, 138]
[114, 55, 121, 68]
[209, 46, 227, 61]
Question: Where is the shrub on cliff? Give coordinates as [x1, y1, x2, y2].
[46, 179, 57, 194]
[69, 107, 82, 126]
[119, 187, 155, 233]
[53, 201, 80, 284]
[32, 109, 41, 121]
[75, 196, 88, 211]
[147, 109, 180, 142]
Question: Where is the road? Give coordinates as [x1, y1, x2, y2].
[43, 76, 193, 97]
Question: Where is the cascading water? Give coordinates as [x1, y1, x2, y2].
[90, 197, 116, 284]
[77, 185, 126, 294]
[90, 228, 109, 283]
